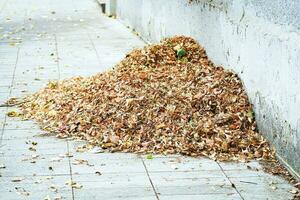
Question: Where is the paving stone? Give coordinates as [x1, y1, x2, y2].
[3, 119, 40, 130]
[74, 187, 156, 200]
[155, 183, 237, 196]
[229, 176, 295, 200]
[222, 169, 268, 178]
[0, 175, 72, 200]
[159, 194, 242, 200]
[148, 170, 226, 182]
[217, 160, 263, 171]
[72, 172, 151, 188]
[143, 156, 221, 172]
[2, 129, 50, 140]
[0, 136, 68, 156]
[70, 153, 145, 174]
[0, 93, 9, 105]
[0, 153, 70, 176]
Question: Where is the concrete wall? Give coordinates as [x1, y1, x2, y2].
[116, 0, 300, 177]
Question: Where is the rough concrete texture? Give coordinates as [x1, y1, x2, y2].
[116, 0, 300, 177]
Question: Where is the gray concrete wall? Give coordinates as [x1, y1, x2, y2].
[116, 0, 300, 177]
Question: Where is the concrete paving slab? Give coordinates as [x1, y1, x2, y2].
[72, 172, 151, 188]
[154, 183, 237, 196]
[143, 156, 221, 172]
[159, 194, 242, 200]
[2, 129, 44, 140]
[3, 120, 41, 130]
[0, 93, 9, 105]
[0, 154, 70, 176]
[74, 187, 155, 200]
[217, 160, 263, 171]
[70, 153, 145, 174]
[0, 136, 68, 156]
[148, 170, 226, 181]
[0, 175, 72, 200]
[229, 176, 295, 200]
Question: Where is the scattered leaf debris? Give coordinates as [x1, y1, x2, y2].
[15, 187, 30, 196]
[65, 180, 83, 189]
[72, 159, 94, 166]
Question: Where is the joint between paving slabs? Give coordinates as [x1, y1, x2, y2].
[216, 161, 245, 200]
[87, 32, 102, 67]
[54, 34, 61, 80]
[141, 159, 160, 200]
[66, 140, 75, 200]
[0, 47, 20, 144]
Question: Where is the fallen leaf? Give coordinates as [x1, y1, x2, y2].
[289, 189, 298, 194]
[11, 177, 24, 182]
[146, 154, 153, 160]
[65, 180, 82, 189]
[7, 111, 21, 117]
[95, 171, 102, 175]
[15, 187, 30, 196]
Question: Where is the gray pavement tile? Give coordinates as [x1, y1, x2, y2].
[0, 60, 17, 66]
[3, 119, 40, 130]
[143, 156, 221, 172]
[68, 141, 140, 161]
[159, 194, 242, 200]
[0, 86, 11, 93]
[0, 152, 70, 176]
[2, 129, 48, 140]
[93, 197, 156, 200]
[155, 183, 237, 196]
[74, 187, 155, 200]
[229, 176, 295, 200]
[72, 172, 152, 188]
[0, 189, 72, 200]
[56, 33, 91, 42]
[229, 175, 294, 186]
[12, 77, 55, 85]
[0, 136, 68, 156]
[13, 73, 58, 81]
[0, 79, 12, 87]
[222, 169, 268, 178]
[0, 93, 9, 105]
[231, 173, 293, 184]
[12, 81, 48, 91]
[0, 81, 11, 87]
[217, 160, 263, 171]
[149, 169, 239, 196]
[70, 152, 145, 174]
[0, 175, 72, 200]
[151, 175, 230, 188]
[148, 170, 226, 182]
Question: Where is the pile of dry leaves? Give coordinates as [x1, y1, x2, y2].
[17, 36, 274, 161]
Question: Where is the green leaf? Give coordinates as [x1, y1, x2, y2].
[146, 154, 153, 160]
[176, 48, 186, 58]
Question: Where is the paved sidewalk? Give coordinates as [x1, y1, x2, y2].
[0, 0, 297, 199]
